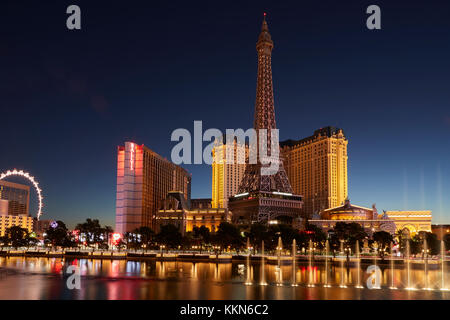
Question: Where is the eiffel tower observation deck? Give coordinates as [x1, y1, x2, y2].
[229, 15, 303, 225]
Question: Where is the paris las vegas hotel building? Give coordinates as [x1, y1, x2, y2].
[115, 19, 432, 237]
[115, 133, 431, 237]
[210, 127, 432, 236]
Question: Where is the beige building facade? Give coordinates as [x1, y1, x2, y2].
[281, 127, 348, 217]
[211, 138, 248, 209]
[384, 210, 432, 236]
[309, 199, 396, 236]
[155, 192, 230, 235]
[0, 215, 33, 237]
[309, 201, 432, 237]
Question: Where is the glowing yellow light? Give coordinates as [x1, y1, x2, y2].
[0, 169, 43, 220]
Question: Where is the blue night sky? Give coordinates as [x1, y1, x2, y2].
[0, 1, 449, 228]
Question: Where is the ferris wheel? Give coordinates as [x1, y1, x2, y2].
[0, 169, 43, 220]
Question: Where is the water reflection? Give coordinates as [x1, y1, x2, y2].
[0, 257, 449, 300]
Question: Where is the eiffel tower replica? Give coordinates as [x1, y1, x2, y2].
[229, 15, 303, 225]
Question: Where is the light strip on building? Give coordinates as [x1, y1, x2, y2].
[234, 192, 249, 198]
[273, 191, 292, 196]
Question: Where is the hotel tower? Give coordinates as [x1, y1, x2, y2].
[280, 126, 348, 217]
[0, 180, 33, 236]
[115, 142, 191, 234]
[211, 138, 248, 209]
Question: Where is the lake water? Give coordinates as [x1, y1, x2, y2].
[0, 257, 449, 300]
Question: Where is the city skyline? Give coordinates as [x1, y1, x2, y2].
[1, 1, 449, 228]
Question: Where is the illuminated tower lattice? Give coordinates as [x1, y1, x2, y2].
[229, 16, 303, 224]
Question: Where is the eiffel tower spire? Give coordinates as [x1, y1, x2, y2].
[254, 13, 276, 154]
[255, 14, 274, 126]
[229, 15, 302, 224]
[237, 14, 293, 194]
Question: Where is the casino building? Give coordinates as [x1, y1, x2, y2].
[155, 191, 230, 235]
[115, 142, 191, 234]
[309, 198, 432, 237]
[384, 210, 432, 236]
[309, 199, 396, 236]
[211, 137, 248, 209]
[280, 127, 348, 218]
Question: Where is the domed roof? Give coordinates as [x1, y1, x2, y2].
[321, 199, 375, 220]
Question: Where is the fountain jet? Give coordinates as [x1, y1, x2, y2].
[260, 240, 267, 286]
[245, 238, 252, 285]
[405, 236, 416, 290]
[276, 237, 283, 286]
[324, 240, 331, 288]
[389, 241, 397, 289]
[441, 240, 449, 291]
[355, 240, 363, 288]
[291, 239, 298, 286]
[423, 237, 431, 291]
[307, 239, 315, 287]
[339, 240, 347, 288]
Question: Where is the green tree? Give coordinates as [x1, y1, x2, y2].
[214, 222, 243, 251]
[305, 224, 327, 249]
[246, 223, 269, 250]
[181, 231, 195, 250]
[134, 226, 155, 247]
[419, 232, 439, 256]
[75, 219, 111, 248]
[193, 226, 211, 244]
[444, 234, 450, 251]
[124, 232, 138, 249]
[44, 220, 73, 247]
[266, 224, 299, 251]
[409, 235, 422, 256]
[3, 226, 30, 248]
[330, 222, 368, 252]
[396, 230, 409, 255]
[156, 224, 182, 249]
[372, 231, 393, 258]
